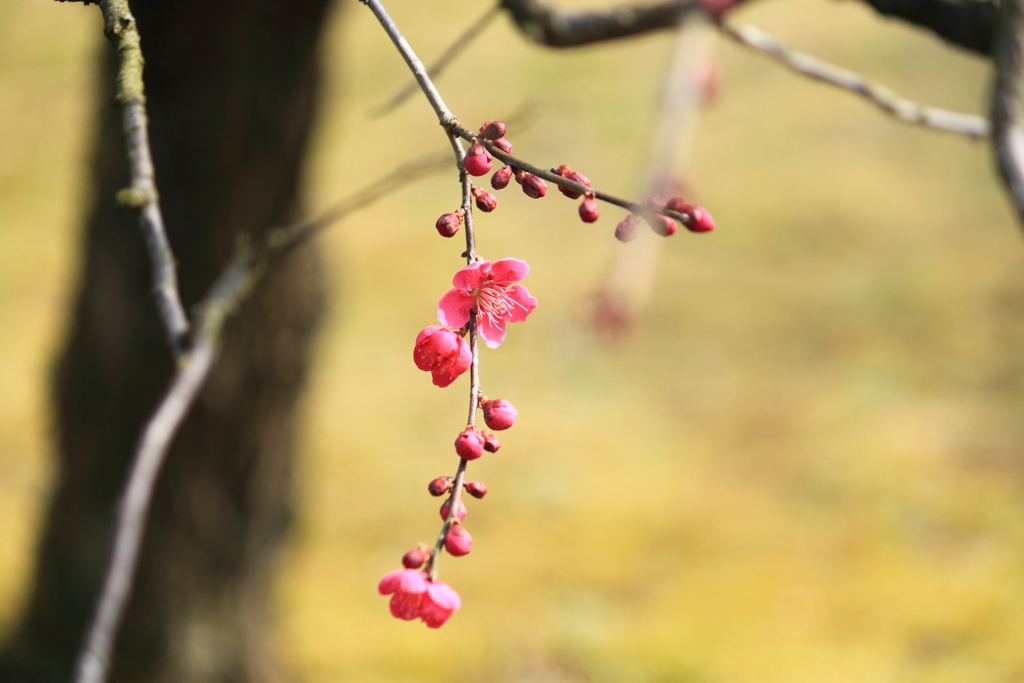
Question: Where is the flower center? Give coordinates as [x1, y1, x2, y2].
[473, 280, 526, 327]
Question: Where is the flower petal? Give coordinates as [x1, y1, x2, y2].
[478, 316, 507, 349]
[426, 581, 462, 611]
[451, 260, 490, 292]
[438, 290, 474, 330]
[432, 335, 473, 387]
[489, 258, 529, 285]
[397, 569, 428, 594]
[503, 285, 537, 323]
[389, 591, 423, 620]
[378, 570, 404, 595]
[414, 326, 459, 372]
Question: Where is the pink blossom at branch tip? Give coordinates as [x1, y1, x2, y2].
[455, 427, 485, 460]
[413, 326, 472, 387]
[445, 523, 473, 556]
[378, 569, 428, 620]
[437, 258, 537, 349]
[482, 399, 517, 430]
[420, 580, 461, 628]
[440, 497, 467, 523]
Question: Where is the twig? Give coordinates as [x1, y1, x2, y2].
[991, 0, 1024, 226]
[69, 150, 454, 683]
[502, 0, 701, 48]
[99, 0, 190, 358]
[721, 22, 991, 139]
[371, 4, 502, 117]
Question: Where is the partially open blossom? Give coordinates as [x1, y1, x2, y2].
[438, 258, 537, 349]
[378, 569, 428, 620]
[464, 143, 492, 176]
[491, 165, 513, 190]
[414, 326, 472, 387]
[435, 211, 462, 238]
[482, 398, 517, 430]
[440, 497, 467, 522]
[465, 480, 488, 498]
[402, 547, 428, 569]
[420, 580, 461, 628]
[428, 476, 454, 497]
[480, 121, 507, 140]
[482, 431, 500, 453]
[615, 214, 640, 242]
[455, 427, 485, 460]
[445, 523, 473, 556]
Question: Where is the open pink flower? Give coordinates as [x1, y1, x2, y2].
[378, 569, 428, 620]
[419, 580, 462, 628]
[437, 258, 537, 348]
[413, 326, 472, 387]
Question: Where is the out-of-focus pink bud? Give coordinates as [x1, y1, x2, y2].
[464, 143, 492, 176]
[482, 399, 517, 430]
[428, 476, 454, 497]
[465, 480, 488, 499]
[615, 214, 640, 242]
[444, 523, 473, 556]
[439, 497, 467, 523]
[454, 428, 485, 460]
[646, 214, 678, 236]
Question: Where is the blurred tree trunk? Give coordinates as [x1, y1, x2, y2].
[0, 0, 334, 681]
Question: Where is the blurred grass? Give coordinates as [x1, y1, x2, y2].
[4, 0, 1024, 681]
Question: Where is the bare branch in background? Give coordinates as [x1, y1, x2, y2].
[70, 147, 453, 683]
[859, 0, 997, 56]
[722, 22, 991, 139]
[501, 0, 701, 47]
[371, 4, 502, 117]
[991, 0, 1024, 226]
[99, 0, 190, 358]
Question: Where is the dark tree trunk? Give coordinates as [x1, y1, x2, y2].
[0, 0, 334, 680]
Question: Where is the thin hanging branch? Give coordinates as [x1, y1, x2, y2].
[371, 4, 502, 117]
[99, 0, 190, 358]
[721, 22, 991, 139]
[991, 0, 1024, 226]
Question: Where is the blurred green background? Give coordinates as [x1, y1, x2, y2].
[3, 0, 1024, 681]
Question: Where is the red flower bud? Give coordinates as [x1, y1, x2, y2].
[402, 547, 428, 569]
[491, 165, 513, 190]
[472, 187, 497, 212]
[615, 214, 640, 242]
[482, 399, 517, 430]
[579, 197, 599, 223]
[491, 137, 513, 154]
[435, 211, 462, 238]
[444, 523, 473, 556]
[455, 427, 485, 460]
[479, 121, 507, 140]
[521, 174, 547, 199]
[465, 481, 488, 499]
[439, 497, 467, 522]
[428, 476, 454, 497]
[481, 431, 501, 453]
[513, 167, 527, 185]
[464, 143, 492, 176]
[555, 166, 592, 199]
[677, 203, 716, 233]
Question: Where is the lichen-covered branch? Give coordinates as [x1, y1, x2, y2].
[722, 22, 991, 139]
[99, 0, 190, 358]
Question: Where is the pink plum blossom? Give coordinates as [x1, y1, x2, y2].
[378, 569, 428, 620]
[419, 580, 462, 628]
[437, 258, 537, 349]
[413, 325, 472, 387]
